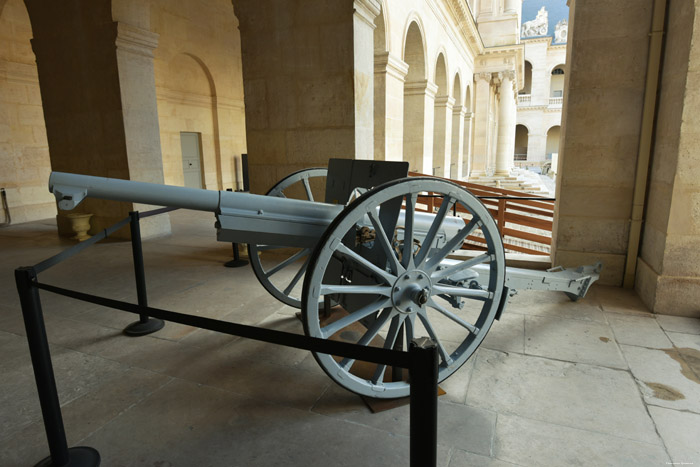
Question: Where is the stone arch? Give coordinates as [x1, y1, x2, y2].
[155, 52, 222, 189]
[374, 0, 389, 54]
[432, 53, 451, 176]
[546, 125, 561, 158]
[402, 16, 427, 81]
[0, 0, 54, 224]
[549, 64, 565, 99]
[402, 19, 428, 172]
[465, 84, 472, 111]
[449, 72, 463, 178]
[515, 124, 529, 161]
[522, 60, 533, 95]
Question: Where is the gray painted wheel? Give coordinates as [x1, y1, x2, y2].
[302, 177, 505, 398]
[249, 168, 328, 308]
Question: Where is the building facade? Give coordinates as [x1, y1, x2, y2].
[515, 2, 567, 169]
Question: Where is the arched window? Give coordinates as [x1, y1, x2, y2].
[514, 125, 528, 161]
[550, 65, 565, 98]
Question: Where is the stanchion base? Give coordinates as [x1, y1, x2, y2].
[123, 318, 164, 336]
[35, 446, 101, 467]
[224, 259, 249, 268]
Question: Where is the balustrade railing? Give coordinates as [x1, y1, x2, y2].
[517, 94, 532, 105]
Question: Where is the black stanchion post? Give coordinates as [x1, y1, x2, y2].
[124, 211, 164, 336]
[409, 337, 438, 467]
[15, 267, 100, 467]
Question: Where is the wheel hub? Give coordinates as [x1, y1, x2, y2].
[391, 270, 432, 313]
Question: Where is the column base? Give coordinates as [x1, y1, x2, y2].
[35, 447, 100, 467]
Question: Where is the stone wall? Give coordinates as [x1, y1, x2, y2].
[637, 0, 700, 317]
[0, 0, 54, 224]
[553, 0, 652, 285]
[151, 0, 246, 191]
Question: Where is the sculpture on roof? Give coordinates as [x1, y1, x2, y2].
[554, 19, 568, 43]
[521, 6, 548, 37]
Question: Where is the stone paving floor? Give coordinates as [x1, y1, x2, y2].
[1, 211, 699, 466]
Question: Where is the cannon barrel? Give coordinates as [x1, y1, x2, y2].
[48, 171, 465, 249]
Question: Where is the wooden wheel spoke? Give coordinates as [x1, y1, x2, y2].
[415, 196, 455, 266]
[319, 284, 392, 296]
[334, 243, 396, 285]
[264, 248, 310, 278]
[319, 297, 392, 339]
[367, 210, 404, 275]
[302, 177, 314, 202]
[432, 253, 494, 281]
[282, 255, 311, 296]
[371, 314, 406, 384]
[427, 298, 480, 335]
[337, 308, 394, 371]
[402, 193, 416, 268]
[416, 310, 453, 366]
[424, 218, 481, 271]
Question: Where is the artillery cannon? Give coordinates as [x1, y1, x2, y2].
[49, 161, 601, 399]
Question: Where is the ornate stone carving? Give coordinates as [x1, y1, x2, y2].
[475, 72, 493, 83]
[554, 19, 568, 43]
[521, 7, 548, 38]
[498, 70, 516, 82]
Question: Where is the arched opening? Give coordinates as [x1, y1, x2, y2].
[450, 73, 462, 179]
[402, 21, 427, 172]
[546, 125, 561, 159]
[550, 65, 565, 102]
[514, 124, 529, 161]
[0, 0, 54, 224]
[432, 53, 451, 177]
[155, 53, 217, 189]
[518, 60, 532, 100]
[463, 84, 472, 177]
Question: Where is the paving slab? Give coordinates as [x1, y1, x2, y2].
[466, 349, 660, 444]
[666, 331, 700, 351]
[449, 449, 520, 467]
[607, 313, 672, 348]
[648, 405, 700, 464]
[80, 378, 451, 466]
[493, 414, 669, 466]
[0, 367, 170, 465]
[312, 384, 496, 456]
[655, 315, 700, 335]
[0, 342, 132, 439]
[507, 290, 607, 323]
[620, 344, 700, 413]
[481, 312, 525, 354]
[524, 315, 626, 369]
[592, 284, 650, 315]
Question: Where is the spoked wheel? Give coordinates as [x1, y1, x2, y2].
[249, 168, 328, 308]
[302, 177, 506, 398]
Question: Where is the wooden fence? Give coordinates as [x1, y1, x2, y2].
[409, 172, 554, 256]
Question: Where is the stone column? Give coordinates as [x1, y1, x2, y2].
[25, 1, 170, 238]
[433, 96, 455, 177]
[504, 0, 521, 14]
[403, 80, 437, 174]
[451, 105, 467, 179]
[495, 70, 516, 175]
[353, 0, 381, 160]
[462, 111, 473, 178]
[374, 52, 408, 161]
[471, 72, 492, 177]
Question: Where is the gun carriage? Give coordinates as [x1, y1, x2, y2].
[49, 161, 600, 399]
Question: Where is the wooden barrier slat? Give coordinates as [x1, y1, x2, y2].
[502, 227, 552, 245]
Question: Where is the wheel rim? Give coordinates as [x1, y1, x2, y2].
[249, 168, 328, 308]
[302, 177, 505, 398]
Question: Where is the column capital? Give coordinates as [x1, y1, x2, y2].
[475, 72, 493, 83]
[354, 0, 381, 28]
[374, 52, 409, 81]
[497, 70, 516, 83]
[114, 22, 159, 58]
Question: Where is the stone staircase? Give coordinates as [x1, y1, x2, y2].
[467, 168, 552, 196]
